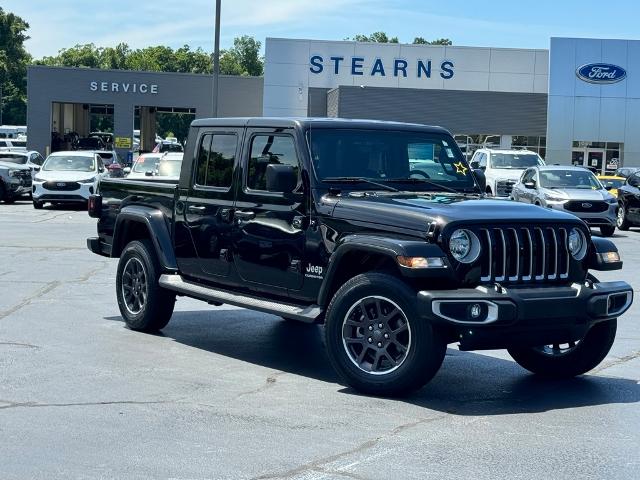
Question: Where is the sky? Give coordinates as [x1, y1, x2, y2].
[5, 0, 640, 58]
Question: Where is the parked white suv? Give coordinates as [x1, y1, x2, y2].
[469, 148, 545, 197]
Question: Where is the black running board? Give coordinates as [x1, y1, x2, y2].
[159, 274, 322, 323]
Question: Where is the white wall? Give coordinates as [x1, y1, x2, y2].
[547, 37, 640, 166]
[263, 38, 548, 117]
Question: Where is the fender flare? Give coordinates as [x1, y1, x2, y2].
[111, 205, 178, 272]
[317, 234, 450, 306]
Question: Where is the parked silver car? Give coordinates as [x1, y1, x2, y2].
[511, 165, 618, 236]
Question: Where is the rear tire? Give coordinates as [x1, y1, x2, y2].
[600, 225, 616, 237]
[324, 272, 446, 397]
[33, 201, 43, 209]
[507, 319, 617, 378]
[116, 239, 176, 332]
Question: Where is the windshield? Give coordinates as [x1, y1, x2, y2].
[43, 155, 95, 172]
[490, 153, 543, 169]
[308, 129, 476, 192]
[539, 169, 602, 189]
[157, 160, 181, 177]
[600, 178, 624, 189]
[0, 154, 27, 164]
[159, 143, 183, 153]
[133, 156, 161, 173]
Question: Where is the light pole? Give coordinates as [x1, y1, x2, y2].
[212, 0, 221, 118]
[0, 85, 3, 126]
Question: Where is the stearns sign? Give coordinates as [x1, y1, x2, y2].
[89, 81, 159, 94]
[309, 55, 455, 79]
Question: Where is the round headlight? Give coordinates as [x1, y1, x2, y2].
[449, 229, 481, 263]
[568, 228, 587, 260]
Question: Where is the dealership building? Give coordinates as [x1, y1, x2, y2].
[27, 36, 640, 173]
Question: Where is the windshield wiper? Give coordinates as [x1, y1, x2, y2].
[384, 177, 467, 194]
[322, 177, 399, 192]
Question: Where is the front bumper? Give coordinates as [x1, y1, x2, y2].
[547, 202, 617, 227]
[7, 177, 32, 197]
[418, 280, 633, 350]
[32, 181, 95, 203]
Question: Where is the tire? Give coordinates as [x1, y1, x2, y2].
[33, 201, 43, 209]
[616, 202, 630, 230]
[600, 225, 615, 237]
[116, 239, 176, 332]
[324, 272, 446, 397]
[507, 319, 617, 378]
[3, 196, 15, 204]
[0, 181, 5, 202]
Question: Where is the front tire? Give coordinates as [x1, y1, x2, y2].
[507, 319, 617, 378]
[617, 202, 630, 230]
[33, 201, 43, 209]
[600, 225, 615, 237]
[116, 239, 176, 332]
[324, 272, 446, 397]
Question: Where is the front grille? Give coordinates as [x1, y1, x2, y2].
[14, 170, 31, 180]
[564, 200, 608, 213]
[495, 180, 516, 197]
[43, 181, 80, 191]
[477, 226, 571, 284]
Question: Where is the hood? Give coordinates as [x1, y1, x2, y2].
[35, 169, 98, 181]
[0, 160, 30, 171]
[330, 192, 581, 232]
[490, 168, 525, 181]
[541, 187, 612, 201]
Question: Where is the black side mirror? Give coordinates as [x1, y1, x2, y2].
[473, 169, 486, 192]
[524, 181, 536, 189]
[33, 166, 41, 172]
[470, 161, 479, 169]
[145, 170, 154, 176]
[266, 164, 297, 193]
[604, 185, 613, 191]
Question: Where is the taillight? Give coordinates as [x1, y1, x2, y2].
[88, 194, 102, 218]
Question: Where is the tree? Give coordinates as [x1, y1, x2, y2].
[219, 35, 263, 76]
[0, 7, 31, 125]
[351, 32, 399, 43]
[348, 33, 452, 45]
[413, 37, 452, 45]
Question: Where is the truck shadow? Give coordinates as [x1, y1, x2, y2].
[106, 308, 640, 415]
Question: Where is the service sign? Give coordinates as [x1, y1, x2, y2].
[114, 137, 132, 148]
[576, 63, 627, 84]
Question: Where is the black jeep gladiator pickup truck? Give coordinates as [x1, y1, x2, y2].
[87, 118, 633, 396]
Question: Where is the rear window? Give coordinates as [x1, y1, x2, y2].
[133, 156, 161, 173]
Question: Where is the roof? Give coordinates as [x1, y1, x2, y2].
[476, 148, 538, 154]
[48, 150, 97, 157]
[190, 117, 450, 134]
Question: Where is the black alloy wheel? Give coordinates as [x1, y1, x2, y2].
[342, 296, 411, 375]
[121, 257, 148, 315]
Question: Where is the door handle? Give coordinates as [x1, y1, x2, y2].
[235, 210, 255, 220]
[188, 205, 206, 214]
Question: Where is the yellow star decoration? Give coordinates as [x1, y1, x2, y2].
[454, 161, 468, 175]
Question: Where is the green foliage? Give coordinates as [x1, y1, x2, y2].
[349, 32, 452, 45]
[0, 7, 31, 124]
[413, 37, 452, 45]
[219, 35, 263, 76]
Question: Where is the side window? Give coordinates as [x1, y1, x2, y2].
[521, 169, 534, 183]
[479, 153, 487, 168]
[195, 133, 237, 188]
[0, 141, 6, 147]
[247, 135, 299, 191]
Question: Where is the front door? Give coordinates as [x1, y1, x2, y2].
[181, 128, 241, 280]
[586, 149, 605, 175]
[232, 128, 307, 294]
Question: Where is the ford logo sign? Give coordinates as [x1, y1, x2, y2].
[582, 202, 593, 209]
[576, 63, 627, 84]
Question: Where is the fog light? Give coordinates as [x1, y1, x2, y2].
[397, 256, 445, 268]
[469, 304, 482, 318]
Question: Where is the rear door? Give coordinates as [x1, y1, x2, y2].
[622, 173, 640, 223]
[231, 128, 307, 293]
[181, 128, 242, 280]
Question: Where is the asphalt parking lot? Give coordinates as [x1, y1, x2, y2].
[1, 200, 639, 480]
